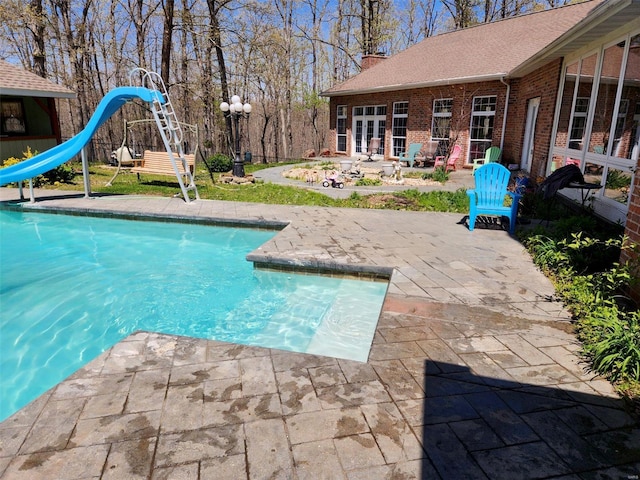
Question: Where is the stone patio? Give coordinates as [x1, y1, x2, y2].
[0, 189, 638, 479]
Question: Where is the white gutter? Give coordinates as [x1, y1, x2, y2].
[321, 73, 507, 97]
[499, 76, 510, 153]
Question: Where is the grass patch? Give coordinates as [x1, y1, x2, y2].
[422, 167, 449, 183]
[354, 177, 383, 187]
[30, 162, 470, 212]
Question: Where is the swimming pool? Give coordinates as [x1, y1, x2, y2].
[0, 210, 387, 421]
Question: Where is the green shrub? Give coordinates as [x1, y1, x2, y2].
[422, 167, 449, 183]
[355, 177, 382, 186]
[207, 153, 233, 172]
[42, 164, 75, 185]
[581, 307, 640, 382]
[605, 169, 632, 190]
[1, 147, 75, 186]
[523, 224, 640, 389]
[401, 188, 468, 213]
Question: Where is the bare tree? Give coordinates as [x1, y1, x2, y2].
[206, 0, 233, 158]
[396, 0, 441, 48]
[29, 0, 47, 77]
[160, 0, 174, 84]
[0, 0, 550, 164]
[441, 0, 478, 29]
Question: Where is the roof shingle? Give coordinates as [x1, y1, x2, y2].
[323, 0, 604, 96]
[0, 60, 75, 98]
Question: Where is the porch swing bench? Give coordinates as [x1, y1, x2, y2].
[107, 117, 200, 184]
[131, 150, 196, 180]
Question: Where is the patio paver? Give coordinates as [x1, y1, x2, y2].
[0, 188, 638, 479]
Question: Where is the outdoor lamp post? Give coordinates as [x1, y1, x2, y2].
[220, 95, 252, 177]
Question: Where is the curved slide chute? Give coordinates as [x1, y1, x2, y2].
[0, 86, 163, 186]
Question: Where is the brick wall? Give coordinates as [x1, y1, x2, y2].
[361, 55, 387, 70]
[622, 158, 640, 302]
[505, 59, 563, 178]
[328, 80, 508, 169]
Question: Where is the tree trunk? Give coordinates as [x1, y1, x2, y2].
[160, 0, 174, 85]
[29, 0, 47, 77]
[206, 0, 233, 157]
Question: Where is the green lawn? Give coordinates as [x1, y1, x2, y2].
[42, 162, 471, 213]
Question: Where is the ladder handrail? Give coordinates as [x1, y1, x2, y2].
[128, 68, 199, 203]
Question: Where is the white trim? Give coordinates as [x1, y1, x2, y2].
[321, 74, 507, 98]
[0, 87, 76, 99]
[336, 105, 347, 153]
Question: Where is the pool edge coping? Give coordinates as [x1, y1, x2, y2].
[1, 201, 395, 282]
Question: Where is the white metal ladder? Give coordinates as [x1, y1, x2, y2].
[130, 68, 200, 203]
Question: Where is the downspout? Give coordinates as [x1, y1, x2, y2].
[499, 76, 510, 153]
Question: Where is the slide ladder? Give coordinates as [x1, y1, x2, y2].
[131, 68, 200, 203]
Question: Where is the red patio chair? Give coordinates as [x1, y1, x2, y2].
[434, 144, 461, 172]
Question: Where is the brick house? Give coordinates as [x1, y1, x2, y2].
[322, 0, 640, 293]
[0, 60, 75, 162]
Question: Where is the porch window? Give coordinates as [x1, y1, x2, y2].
[568, 98, 589, 150]
[612, 100, 629, 157]
[336, 105, 347, 152]
[0, 99, 26, 136]
[554, 60, 578, 150]
[432, 99, 452, 141]
[551, 31, 640, 223]
[620, 35, 640, 164]
[590, 43, 624, 155]
[571, 53, 597, 153]
[469, 96, 496, 161]
[631, 101, 640, 162]
[392, 101, 408, 157]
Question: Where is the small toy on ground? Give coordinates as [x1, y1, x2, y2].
[322, 171, 344, 189]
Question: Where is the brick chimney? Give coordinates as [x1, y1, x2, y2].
[361, 54, 387, 70]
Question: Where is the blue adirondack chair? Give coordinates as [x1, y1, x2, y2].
[467, 163, 521, 234]
[398, 143, 423, 168]
[472, 146, 502, 174]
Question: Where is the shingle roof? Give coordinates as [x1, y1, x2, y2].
[0, 60, 75, 98]
[323, 0, 604, 96]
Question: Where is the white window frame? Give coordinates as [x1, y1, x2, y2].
[391, 101, 408, 157]
[568, 97, 589, 150]
[432, 98, 452, 141]
[469, 95, 497, 163]
[336, 105, 347, 153]
[612, 99, 629, 157]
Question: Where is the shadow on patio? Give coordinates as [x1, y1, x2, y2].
[415, 360, 639, 479]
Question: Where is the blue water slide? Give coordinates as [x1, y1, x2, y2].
[0, 86, 164, 186]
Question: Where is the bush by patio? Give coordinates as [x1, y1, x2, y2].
[521, 216, 639, 398]
[206, 153, 233, 173]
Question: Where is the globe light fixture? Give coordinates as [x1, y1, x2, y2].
[219, 94, 251, 177]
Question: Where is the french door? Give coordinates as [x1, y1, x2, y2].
[352, 105, 386, 157]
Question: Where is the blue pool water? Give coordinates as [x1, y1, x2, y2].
[0, 210, 387, 422]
